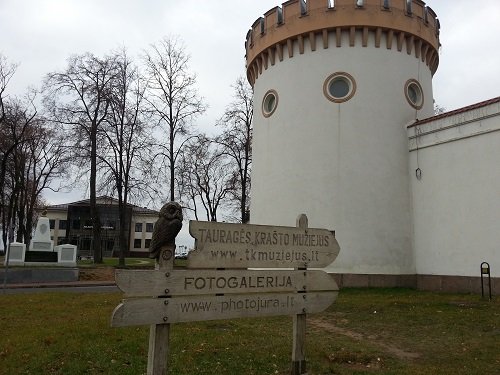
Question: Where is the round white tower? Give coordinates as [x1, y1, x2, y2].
[246, 0, 440, 276]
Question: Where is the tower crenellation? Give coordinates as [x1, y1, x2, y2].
[246, 0, 440, 85]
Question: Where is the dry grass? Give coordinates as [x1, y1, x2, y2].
[0, 288, 498, 374]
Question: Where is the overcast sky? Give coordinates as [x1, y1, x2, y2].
[2, 0, 499, 116]
[1, 0, 499, 241]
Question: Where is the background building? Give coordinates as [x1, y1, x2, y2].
[246, 0, 498, 293]
[45, 196, 159, 257]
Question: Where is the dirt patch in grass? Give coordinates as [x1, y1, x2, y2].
[79, 267, 115, 281]
[448, 301, 480, 308]
[327, 350, 383, 371]
[309, 317, 421, 360]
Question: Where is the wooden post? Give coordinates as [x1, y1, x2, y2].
[291, 214, 308, 375]
[147, 245, 175, 375]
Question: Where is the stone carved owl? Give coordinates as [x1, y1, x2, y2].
[149, 201, 183, 260]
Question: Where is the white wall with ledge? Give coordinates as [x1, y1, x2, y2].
[409, 99, 500, 277]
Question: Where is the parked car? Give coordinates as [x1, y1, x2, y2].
[175, 251, 189, 260]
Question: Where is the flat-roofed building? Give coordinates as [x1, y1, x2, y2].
[45, 196, 159, 257]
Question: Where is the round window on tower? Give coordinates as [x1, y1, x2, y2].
[262, 89, 278, 118]
[323, 72, 356, 103]
[404, 79, 424, 109]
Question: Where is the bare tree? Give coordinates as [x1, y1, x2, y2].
[179, 135, 234, 222]
[20, 120, 69, 247]
[143, 36, 207, 202]
[216, 77, 253, 223]
[0, 86, 69, 250]
[44, 53, 118, 263]
[99, 49, 153, 266]
[434, 102, 446, 115]
[0, 91, 37, 250]
[0, 55, 19, 249]
[0, 53, 18, 125]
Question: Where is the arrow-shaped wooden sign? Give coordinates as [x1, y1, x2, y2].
[111, 291, 338, 327]
[115, 269, 338, 297]
[188, 221, 340, 269]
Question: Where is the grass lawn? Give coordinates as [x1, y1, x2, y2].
[77, 257, 155, 268]
[0, 288, 498, 374]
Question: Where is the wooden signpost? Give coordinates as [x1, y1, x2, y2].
[111, 214, 340, 375]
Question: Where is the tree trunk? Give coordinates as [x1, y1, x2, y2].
[169, 116, 175, 201]
[90, 122, 102, 263]
[117, 190, 126, 267]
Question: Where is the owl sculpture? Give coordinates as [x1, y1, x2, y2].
[149, 201, 183, 260]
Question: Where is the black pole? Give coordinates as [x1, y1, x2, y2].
[480, 262, 491, 301]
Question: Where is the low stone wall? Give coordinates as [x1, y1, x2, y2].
[331, 273, 499, 296]
[0, 268, 79, 284]
[416, 274, 499, 295]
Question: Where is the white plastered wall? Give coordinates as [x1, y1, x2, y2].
[409, 103, 500, 277]
[251, 30, 434, 274]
